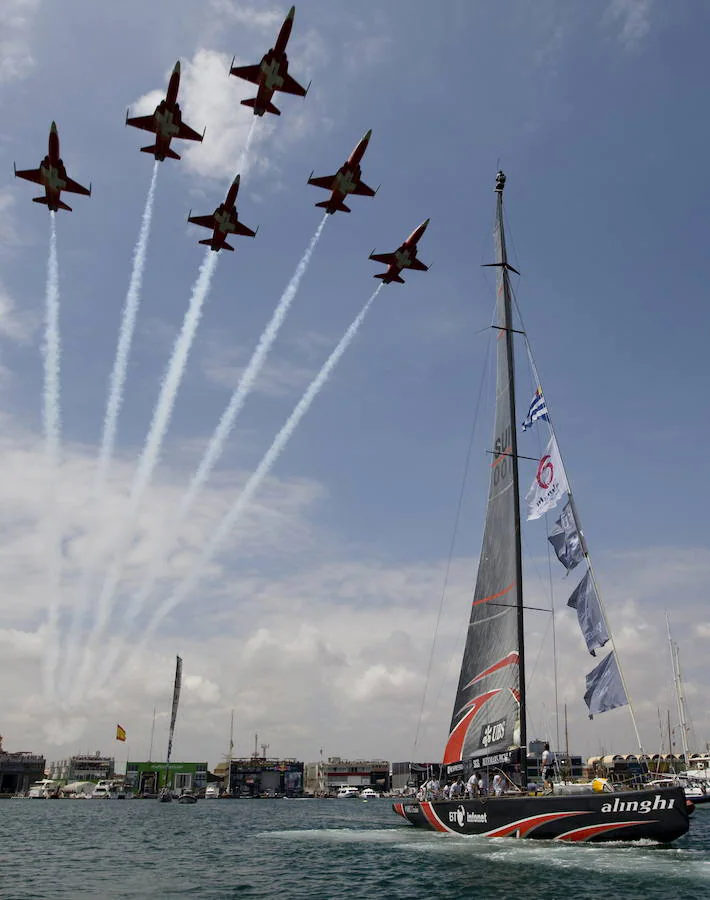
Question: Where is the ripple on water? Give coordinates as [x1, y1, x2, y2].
[0, 799, 707, 900]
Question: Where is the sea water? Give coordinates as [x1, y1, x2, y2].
[0, 799, 708, 899]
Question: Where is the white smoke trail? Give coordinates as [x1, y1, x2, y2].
[104, 286, 381, 691]
[174, 214, 329, 525]
[99, 213, 329, 648]
[90, 215, 329, 693]
[42, 213, 62, 702]
[70, 250, 219, 703]
[238, 119, 258, 176]
[59, 164, 160, 702]
[96, 161, 160, 491]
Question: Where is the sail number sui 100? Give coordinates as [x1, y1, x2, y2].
[493, 427, 511, 485]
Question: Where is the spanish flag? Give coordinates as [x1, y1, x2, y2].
[116, 724, 127, 742]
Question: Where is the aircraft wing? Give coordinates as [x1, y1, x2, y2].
[408, 258, 429, 271]
[176, 120, 204, 143]
[14, 167, 43, 185]
[369, 252, 396, 265]
[230, 63, 261, 85]
[279, 72, 307, 97]
[232, 220, 257, 238]
[307, 174, 335, 190]
[126, 114, 157, 133]
[352, 180, 377, 197]
[188, 214, 217, 230]
[63, 176, 91, 196]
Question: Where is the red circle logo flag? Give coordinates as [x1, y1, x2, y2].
[536, 454, 553, 489]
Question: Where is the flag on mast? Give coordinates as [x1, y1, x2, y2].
[521, 386, 549, 431]
[525, 434, 568, 520]
[116, 724, 127, 742]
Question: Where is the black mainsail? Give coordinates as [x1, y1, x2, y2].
[444, 172, 526, 781]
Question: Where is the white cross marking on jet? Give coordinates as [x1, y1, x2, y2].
[395, 249, 414, 267]
[155, 109, 179, 138]
[335, 168, 357, 194]
[214, 209, 235, 232]
[42, 165, 66, 190]
[260, 58, 284, 90]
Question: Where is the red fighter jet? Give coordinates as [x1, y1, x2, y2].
[126, 61, 205, 161]
[187, 174, 258, 252]
[230, 6, 309, 117]
[14, 122, 91, 213]
[369, 219, 430, 284]
[307, 129, 377, 214]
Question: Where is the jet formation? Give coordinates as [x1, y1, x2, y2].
[230, 6, 309, 117]
[187, 175, 257, 252]
[14, 122, 91, 212]
[13, 5, 430, 274]
[125, 61, 205, 161]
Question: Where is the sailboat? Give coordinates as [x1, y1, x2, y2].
[393, 171, 690, 842]
[158, 655, 183, 803]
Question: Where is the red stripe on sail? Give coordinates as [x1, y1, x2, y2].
[419, 802, 450, 832]
[554, 820, 655, 842]
[443, 690, 500, 764]
[484, 810, 587, 839]
[464, 652, 519, 689]
[473, 582, 515, 606]
[491, 446, 512, 468]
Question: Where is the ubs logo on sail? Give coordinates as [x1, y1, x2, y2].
[480, 718, 506, 748]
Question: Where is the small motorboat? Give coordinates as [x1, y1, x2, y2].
[178, 791, 197, 804]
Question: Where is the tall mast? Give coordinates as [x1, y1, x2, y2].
[667, 614, 690, 764]
[494, 171, 528, 785]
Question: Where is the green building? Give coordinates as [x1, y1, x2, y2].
[125, 761, 208, 794]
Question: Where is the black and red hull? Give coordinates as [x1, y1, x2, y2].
[393, 786, 690, 842]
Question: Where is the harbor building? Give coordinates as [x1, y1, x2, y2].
[48, 751, 115, 783]
[125, 761, 208, 794]
[0, 735, 45, 795]
[228, 757, 304, 797]
[304, 757, 390, 795]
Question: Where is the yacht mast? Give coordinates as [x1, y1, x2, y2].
[493, 171, 528, 785]
[667, 614, 690, 764]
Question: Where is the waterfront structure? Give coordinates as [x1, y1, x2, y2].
[304, 757, 390, 795]
[0, 735, 45, 795]
[125, 760, 208, 794]
[228, 757, 304, 797]
[48, 751, 115, 783]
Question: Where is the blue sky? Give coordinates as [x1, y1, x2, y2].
[1, 0, 709, 768]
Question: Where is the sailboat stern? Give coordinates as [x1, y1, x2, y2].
[393, 786, 690, 843]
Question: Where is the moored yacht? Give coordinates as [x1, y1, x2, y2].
[336, 786, 360, 799]
[28, 779, 59, 798]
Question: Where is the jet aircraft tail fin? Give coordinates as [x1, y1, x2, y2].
[316, 200, 350, 213]
[33, 195, 72, 212]
[241, 96, 281, 116]
[374, 272, 405, 284]
[140, 144, 180, 160]
[199, 238, 234, 252]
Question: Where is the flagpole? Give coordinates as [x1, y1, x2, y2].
[148, 707, 156, 762]
[522, 340, 644, 755]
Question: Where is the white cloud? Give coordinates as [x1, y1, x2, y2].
[208, 1, 282, 31]
[605, 0, 653, 49]
[0, 0, 40, 84]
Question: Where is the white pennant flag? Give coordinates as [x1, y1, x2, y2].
[526, 434, 568, 520]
